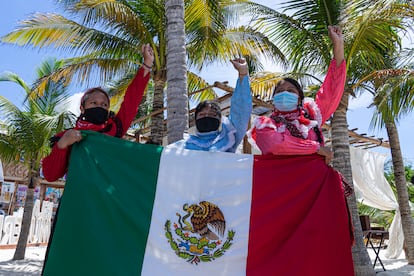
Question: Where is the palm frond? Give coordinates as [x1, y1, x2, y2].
[280, 0, 341, 26]
[1, 13, 139, 59]
[0, 96, 23, 122]
[105, 68, 144, 112]
[224, 26, 288, 67]
[250, 71, 285, 101]
[343, 0, 410, 79]
[250, 70, 323, 101]
[0, 55, 78, 168]
[0, 72, 31, 93]
[355, 67, 414, 130]
[397, 48, 414, 68]
[32, 56, 138, 93]
[248, 3, 331, 73]
[187, 71, 217, 103]
[72, 0, 151, 42]
[185, 0, 231, 68]
[0, 132, 21, 163]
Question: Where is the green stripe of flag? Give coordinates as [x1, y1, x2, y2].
[43, 131, 163, 276]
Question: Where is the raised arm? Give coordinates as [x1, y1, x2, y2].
[329, 25, 344, 67]
[115, 44, 154, 136]
[315, 26, 346, 123]
[228, 58, 252, 150]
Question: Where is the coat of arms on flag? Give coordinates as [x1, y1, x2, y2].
[165, 201, 235, 264]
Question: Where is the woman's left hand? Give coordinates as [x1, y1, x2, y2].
[328, 25, 344, 65]
[328, 25, 343, 45]
[317, 146, 334, 165]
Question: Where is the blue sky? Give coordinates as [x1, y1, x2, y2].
[0, 0, 413, 163]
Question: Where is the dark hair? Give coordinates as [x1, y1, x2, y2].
[273, 78, 304, 101]
[195, 100, 222, 119]
[80, 87, 110, 107]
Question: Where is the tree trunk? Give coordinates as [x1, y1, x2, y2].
[385, 121, 414, 264]
[150, 71, 167, 145]
[331, 90, 375, 275]
[165, 0, 188, 144]
[13, 174, 36, 260]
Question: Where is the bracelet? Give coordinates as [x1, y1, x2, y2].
[142, 63, 153, 70]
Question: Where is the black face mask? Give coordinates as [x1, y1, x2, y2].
[81, 107, 109, 125]
[196, 117, 220, 133]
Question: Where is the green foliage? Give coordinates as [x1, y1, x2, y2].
[1, 0, 285, 110]
[246, 0, 413, 101]
[0, 58, 76, 171]
[357, 202, 395, 229]
[384, 161, 414, 202]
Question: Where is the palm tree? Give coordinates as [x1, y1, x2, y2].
[339, 3, 413, 267]
[1, 0, 285, 145]
[0, 58, 76, 260]
[354, 47, 414, 261]
[165, 0, 188, 143]
[242, 0, 413, 273]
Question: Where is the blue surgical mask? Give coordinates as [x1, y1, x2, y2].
[273, 91, 299, 112]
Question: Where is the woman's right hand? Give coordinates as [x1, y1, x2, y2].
[57, 129, 83, 149]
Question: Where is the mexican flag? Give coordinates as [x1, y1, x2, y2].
[43, 131, 354, 276]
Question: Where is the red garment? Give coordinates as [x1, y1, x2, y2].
[247, 154, 354, 275]
[248, 59, 346, 155]
[42, 67, 150, 182]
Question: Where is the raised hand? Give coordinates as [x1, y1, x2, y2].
[141, 43, 154, 72]
[230, 58, 248, 77]
[328, 25, 344, 65]
[328, 25, 343, 46]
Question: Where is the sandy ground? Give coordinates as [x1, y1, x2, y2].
[0, 246, 412, 275]
[0, 246, 46, 276]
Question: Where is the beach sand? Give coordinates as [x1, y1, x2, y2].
[0, 246, 46, 275]
[0, 245, 412, 275]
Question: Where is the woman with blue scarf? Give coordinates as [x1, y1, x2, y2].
[173, 58, 252, 152]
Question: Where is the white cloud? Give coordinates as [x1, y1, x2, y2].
[348, 92, 373, 110]
[68, 93, 83, 117]
[55, 92, 83, 117]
